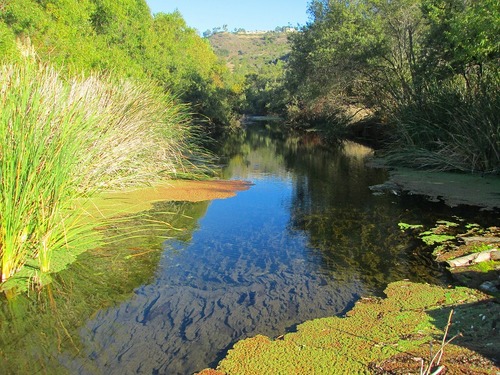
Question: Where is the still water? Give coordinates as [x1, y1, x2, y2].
[0, 124, 495, 374]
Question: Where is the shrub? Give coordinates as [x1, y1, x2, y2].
[387, 79, 500, 173]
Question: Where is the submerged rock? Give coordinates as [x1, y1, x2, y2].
[480, 280, 500, 294]
[386, 167, 500, 210]
[368, 181, 401, 196]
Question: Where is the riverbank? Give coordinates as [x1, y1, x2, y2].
[83, 179, 253, 218]
[0, 61, 216, 293]
[0, 179, 251, 296]
[368, 163, 500, 211]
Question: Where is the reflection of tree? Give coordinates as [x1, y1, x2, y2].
[292, 206, 442, 294]
[284, 139, 384, 210]
[218, 125, 431, 294]
[279, 128, 499, 295]
[219, 124, 289, 180]
[276, 129, 448, 294]
[5, 124, 495, 374]
[0, 200, 209, 374]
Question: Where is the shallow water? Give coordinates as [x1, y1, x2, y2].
[1, 124, 496, 374]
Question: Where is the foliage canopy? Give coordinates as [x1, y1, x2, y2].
[284, 0, 500, 173]
[0, 0, 238, 127]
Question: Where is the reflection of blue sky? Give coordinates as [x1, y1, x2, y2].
[200, 177, 292, 228]
[64, 129, 449, 375]
[67, 175, 364, 375]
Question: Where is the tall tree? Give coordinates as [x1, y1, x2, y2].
[420, 0, 500, 91]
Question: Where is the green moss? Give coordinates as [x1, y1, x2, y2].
[470, 260, 498, 273]
[420, 234, 455, 245]
[470, 243, 494, 253]
[398, 222, 424, 231]
[208, 281, 490, 374]
[465, 223, 483, 232]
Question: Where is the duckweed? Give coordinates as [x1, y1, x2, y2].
[201, 281, 489, 374]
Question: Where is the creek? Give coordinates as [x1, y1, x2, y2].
[0, 123, 497, 375]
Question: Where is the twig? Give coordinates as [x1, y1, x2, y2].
[436, 309, 454, 366]
[421, 309, 462, 375]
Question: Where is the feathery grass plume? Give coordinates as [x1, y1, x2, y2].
[0, 61, 211, 291]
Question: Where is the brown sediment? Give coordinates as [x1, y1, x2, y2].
[83, 180, 252, 219]
[121, 179, 253, 203]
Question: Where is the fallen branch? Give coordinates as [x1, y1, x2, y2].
[460, 236, 500, 245]
[421, 309, 462, 375]
[447, 249, 499, 268]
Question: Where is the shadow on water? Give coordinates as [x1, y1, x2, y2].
[1, 122, 498, 374]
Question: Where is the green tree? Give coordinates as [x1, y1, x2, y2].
[420, 0, 500, 91]
[1, 0, 240, 128]
[285, 0, 499, 172]
[0, 20, 19, 61]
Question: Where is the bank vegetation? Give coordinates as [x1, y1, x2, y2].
[0, 0, 239, 292]
[1, 0, 498, 293]
[283, 0, 499, 174]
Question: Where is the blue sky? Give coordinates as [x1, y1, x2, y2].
[145, 0, 311, 33]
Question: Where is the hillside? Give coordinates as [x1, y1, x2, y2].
[207, 31, 292, 114]
[208, 31, 291, 75]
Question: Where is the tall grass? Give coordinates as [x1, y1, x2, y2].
[387, 79, 500, 174]
[0, 61, 209, 289]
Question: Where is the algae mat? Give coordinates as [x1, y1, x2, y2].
[199, 281, 499, 374]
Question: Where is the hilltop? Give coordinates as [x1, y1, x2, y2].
[206, 30, 292, 114]
[208, 31, 291, 75]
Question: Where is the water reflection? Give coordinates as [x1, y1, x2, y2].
[63, 178, 363, 374]
[1, 123, 495, 375]
[61, 124, 445, 375]
[0, 200, 209, 374]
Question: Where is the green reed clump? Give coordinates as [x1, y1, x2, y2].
[387, 79, 500, 174]
[0, 62, 208, 288]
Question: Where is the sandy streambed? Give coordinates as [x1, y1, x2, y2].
[83, 179, 252, 219]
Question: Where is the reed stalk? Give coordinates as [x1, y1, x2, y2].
[387, 79, 500, 174]
[0, 61, 209, 290]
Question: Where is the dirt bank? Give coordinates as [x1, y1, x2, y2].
[118, 179, 252, 202]
[369, 164, 500, 211]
